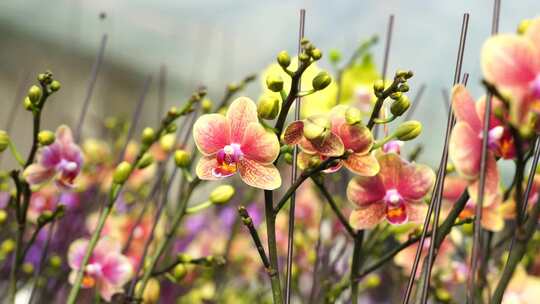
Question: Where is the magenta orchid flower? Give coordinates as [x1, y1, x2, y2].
[68, 237, 133, 301]
[24, 125, 83, 189]
[481, 17, 540, 126]
[347, 153, 435, 229]
[448, 85, 507, 207]
[284, 105, 379, 176]
[193, 97, 281, 190]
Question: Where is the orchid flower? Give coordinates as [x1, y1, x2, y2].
[193, 97, 281, 190]
[24, 125, 83, 189]
[449, 85, 508, 207]
[347, 153, 435, 229]
[481, 17, 540, 128]
[68, 237, 133, 301]
[284, 105, 379, 176]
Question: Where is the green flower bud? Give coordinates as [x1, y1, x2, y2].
[266, 74, 284, 92]
[201, 98, 213, 113]
[277, 51, 291, 68]
[303, 116, 331, 141]
[283, 152, 293, 164]
[166, 123, 177, 134]
[167, 106, 180, 119]
[136, 279, 161, 304]
[390, 95, 410, 117]
[312, 71, 332, 91]
[518, 19, 532, 34]
[398, 84, 410, 92]
[141, 127, 155, 145]
[38, 210, 54, 226]
[365, 274, 381, 288]
[113, 161, 132, 184]
[209, 185, 235, 205]
[1, 239, 15, 253]
[311, 48, 322, 60]
[177, 253, 193, 263]
[396, 69, 414, 79]
[345, 107, 363, 125]
[50, 80, 61, 92]
[394, 120, 422, 141]
[435, 288, 451, 301]
[159, 134, 176, 152]
[373, 80, 385, 93]
[28, 85, 42, 103]
[138, 153, 154, 169]
[49, 255, 62, 268]
[390, 91, 402, 100]
[328, 49, 342, 64]
[0, 210, 7, 224]
[0, 131, 9, 152]
[299, 53, 310, 62]
[22, 262, 34, 274]
[171, 264, 187, 281]
[174, 150, 191, 168]
[257, 95, 281, 120]
[38, 130, 55, 146]
[23, 97, 33, 110]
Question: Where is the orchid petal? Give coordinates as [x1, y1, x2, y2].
[195, 156, 221, 181]
[347, 175, 385, 206]
[339, 124, 373, 154]
[193, 114, 231, 155]
[238, 158, 281, 190]
[299, 132, 344, 157]
[349, 203, 386, 230]
[468, 155, 500, 207]
[398, 162, 435, 201]
[449, 122, 481, 179]
[241, 122, 280, 164]
[68, 239, 89, 271]
[343, 152, 379, 176]
[451, 85, 482, 131]
[227, 97, 259, 143]
[406, 202, 428, 223]
[377, 153, 402, 189]
[23, 164, 55, 186]
[283, 121, 304, 145]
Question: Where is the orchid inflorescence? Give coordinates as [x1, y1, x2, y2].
[1, 9, 540, 304]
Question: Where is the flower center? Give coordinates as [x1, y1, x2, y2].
[384, 189, 403, 205]
[213, 144, 243, 178]
[85, 263, 103, 280]
[478, 125, 504, 151]
[56, 159, 78, 173]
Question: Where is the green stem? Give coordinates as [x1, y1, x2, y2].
[7, 140, 25, 167]
[350, 231, 364, 304]
[185, 200, 212, 214]
[264, 190, 284, 304]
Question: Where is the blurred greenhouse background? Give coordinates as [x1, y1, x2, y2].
[1, 0, 540, 171]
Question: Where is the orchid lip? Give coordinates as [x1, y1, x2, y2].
[212, 143, 243, 178]
[384, 189, 403, 205]
[530, 73, 540, 99]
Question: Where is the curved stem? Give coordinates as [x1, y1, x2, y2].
[350, 231, 364, 304]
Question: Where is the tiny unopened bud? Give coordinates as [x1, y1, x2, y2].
[398, 84, 410, 92]
[312, 71, 332, 91]
[518, 19, 532, 34]
[138, 153, 154, 169]
[0, 210, 7, 224]
[328, 49, 342, 64]
[177, 253, 192, 263]
[345, 107, 363, 125]
[174, 150, 191, 168]
[167, 106, 180, 118]
[38, 210, 54, 225]
[283, 152, 293, 164]
[390, 91, 402, 100]
[22, 262, 34, 274]
[303, 116, 331, 141]
[136, 279, 161, 304]
[166, 123, 177, 134]
[141, 127, 155, 145]
[209, 185, 235, 205]
[299, 53, 310, 62]
[277, 51, 291, 68]
[49, 255, 62, 268]
[50, 80, 61, 92]
[266, 74, 284, 92]
[0, 131, 9, 152]
[435, 288, 451, 301]
[24, 97, 33, 110]
[373, 80, 385, 93]
[28, 85, 42, 103]
[159, 134, 175, 152]
[365, 274, 381, 288]
[201, 98, 213, 113]
[394, 120, 422, 141]
[311, 48, 322, 60]
[1, 239, 15, 253]
[171, 264, 187, 282]
[227, 83, 239, 92]
[390, 95, 410, 117]
[38, 130, 55, 146]
[257, 95, 280, 120]
[113, 161, 132, 184]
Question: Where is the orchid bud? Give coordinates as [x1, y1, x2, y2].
[113, 161, 132, 184]
[394, 121, 422, 141]
[345, 107, 363, 125]
[159, 134, 175, 152]
[38, 210, 54, 226]
[396, 69, 413, 79]
[365, 274, 381, 288]
[167, 106, 180, 119]
[49, 255, 62, 268]
[312, 71, 332, 91]
[22, 262, 34, 274]
[138, 153, 154, 169]
[398, 83, 410, 92]
[28, 85, 42, 103]
[50, 80, 61, 92]
[136, 279, 161, 304]
[0, 210, 7, 224]
[23, 97, 33, 110]
[38, 130, 55, 146]
[166, 123, 177, 134]
[1, 239, 15, 254]
[209, 185, 235, 205]
[518, 19, 532, 34]
[201, 98, 213, 113]
[177, 253, 192, 263]
[277, 51, 291, 68]
[141, 127, 155, 145]
[266, 74, 284, 92]
[174, 150, 191, 168]
[373, 80, 384, 94]
[311, 48, 322, 60]
[435, 288, 451, 302]
[0, 131, 9, 152]
[328, 49, 342, 64]
[283, 152, 293, 164]
[171, 264, 187, 281]
[303, 116, 331, 142]
[390, 95, 410, 117]
[257, 95, 280, 120]
[299, 53, 310, 62]
[390, 91, 402, 100]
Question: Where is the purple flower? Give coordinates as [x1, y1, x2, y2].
[24, 125, 83, 189]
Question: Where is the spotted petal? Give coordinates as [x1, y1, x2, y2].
[283, 121, 304, 145]
[397, 163, 435, 201]
[451, 85, 482, 131]
[241, 122, 280, 164]
[193, 114, 230, 155]
[406, 202, 428, 223]
[468, 154, 500, 207]
[377, 153, 402, 190]
[481, 35, 539, 87]
[343, 152, 379, 176]
[195, 156, 221, 180]
[227, 97, 259, 143]
[347, 175, 385, 206]
[238, 158, 281, 190]
[23, 164, 55, 186]
[449, 122, 481, 179]
[481, 204, 504, 232]
[349, 203, 386, 230]
[299, 132, 344, 157]
[339, 124, 373, 154]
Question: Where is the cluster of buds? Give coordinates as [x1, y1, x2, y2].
[24, 71, 61, 112]
[372, 70, 414, 122]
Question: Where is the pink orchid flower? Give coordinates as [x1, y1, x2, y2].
[193, 97, 281, 190]
[347, 153, 435, 229]
[481, 17, 540, 126]
[449, 85, 508, 207]
[24, 125, 83, 189]
[284, 105, 379, 176]
[68, 237, 133, 301]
